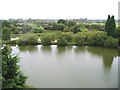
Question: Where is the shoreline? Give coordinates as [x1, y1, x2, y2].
[1, 41, 118, 49]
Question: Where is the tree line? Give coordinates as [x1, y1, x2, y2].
[1, 15, 119, 48]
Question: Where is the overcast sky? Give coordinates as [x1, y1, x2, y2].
[0, 0, 119, 19]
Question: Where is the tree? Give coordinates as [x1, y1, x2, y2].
[21, 25, 31, 33]
[2, 20, 11, 28]
[88, 31, 108, 46]
[69, 24, 81, 33]
[2, 45, 27, 88]
[18, 34, 38, 45]
[74, 33, 86, 45]
[105, 15, 111, 32]
[63, 21, 77, 32]
[33, 26, 44, 33]
[105, 15, 116, 37]
[62, 32, 73, 42]
[14, 28, 19, 34]
[57, 19, 67, 25]
[104, 36, 118, 48]
[57, 37, 67, 46]
[2, 27, 11, 40]
[67, 20, 76, 27]
[42, 23, 54, 30]
[41, 35, 52, 46]
[53, 23, 65, 31]
[63, 26, 70, 32]
[110, 16, 116, 37]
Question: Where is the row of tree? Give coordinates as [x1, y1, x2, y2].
[17, 30, 118, 48]
[1, 18, 107, 40]
[1, 15, 119, 48]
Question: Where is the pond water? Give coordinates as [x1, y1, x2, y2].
[11, 45, 118, 88]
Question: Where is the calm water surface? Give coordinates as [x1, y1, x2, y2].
[11, 45, 118, 88]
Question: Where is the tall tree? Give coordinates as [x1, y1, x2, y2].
[110, 16, 116, 37]
[105, 15, 111, 33]
[2, 20, 11, 28]
[2, 45, 27, 88]
[105, 15, 116, 37]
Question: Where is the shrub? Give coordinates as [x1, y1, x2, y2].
[62, 32, 73, 42]
[88, 31, 108, 46]
[17, 34, 38, 45]
[21, 25, 32, 33]
[67, 20, 76, 27]
[104, 36, 118, 48]
[57, 37, 67, 46]
[69, 24, 81, 33]
[53, 23, 66, 31]
[42, 24, 54, 30]
[33, 26, 44, 33]
[63, 26, 70, 32]
[74, 33, 86, 45]
[2, 27, 11, 40]
[41, 35, 52, 46]
[73, 31, 108, 46]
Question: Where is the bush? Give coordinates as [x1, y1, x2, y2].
[41, 35, 52, 46]
[14, 28, 19, 34]
[21, 25, 32, 33]
[74, 33, 86, 45]
[88, 31, 108, 46]
[33, 26, 44, 33]
[63, 26, 70, 32]
[57, 37, 67, 46]
[104, 36, 118, 48]
[17, 34, 38, 45]
[2, 27, 11, 40]
[62, 32, 73, 42]
[67, 20, 76, 27]
[42, 24, 54, 30]
[85, 24, 105, 31]
[73, 31, 108, 46]
[53, 23, 66, 31]
[69, 24, 81, 33]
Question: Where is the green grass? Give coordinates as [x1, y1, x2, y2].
[27, 23, 38, 27]
[77, 22, 119, 28]
[12, 30, 60, 39]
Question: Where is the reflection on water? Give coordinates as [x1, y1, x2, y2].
[11, 45, 118, 88]
[19, 46, 38, 53]
[66, 46, 73, 51]
[87, 47, 117, 71]
[74, 46, 87, 53]
[40, 46, 52, 53]
[74, 46, 118, 71]
[56, 46, 66, 55]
